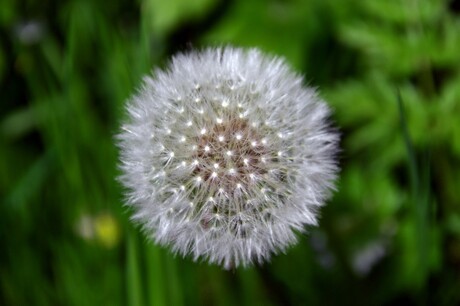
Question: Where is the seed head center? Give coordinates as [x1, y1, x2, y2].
[193, 118, 268, 194]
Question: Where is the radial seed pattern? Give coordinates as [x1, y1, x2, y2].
[118, 47, 339, 268]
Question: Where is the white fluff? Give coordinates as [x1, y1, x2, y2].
[117, 47, 339, 269]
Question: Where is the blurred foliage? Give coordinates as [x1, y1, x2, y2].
[1, 0, 460, 305]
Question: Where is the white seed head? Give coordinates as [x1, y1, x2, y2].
[117, 46, 339, 269]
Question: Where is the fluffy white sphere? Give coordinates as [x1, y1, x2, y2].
[117, 47, 339, 269]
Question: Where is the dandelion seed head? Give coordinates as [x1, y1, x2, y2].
[117, 46, 339, 269]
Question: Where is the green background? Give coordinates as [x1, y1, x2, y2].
[1, 0, 460, 305]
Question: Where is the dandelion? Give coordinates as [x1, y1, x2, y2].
[117, 47, 339, 269]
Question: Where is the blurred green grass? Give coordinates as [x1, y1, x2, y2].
[1, 0, 460, 305]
